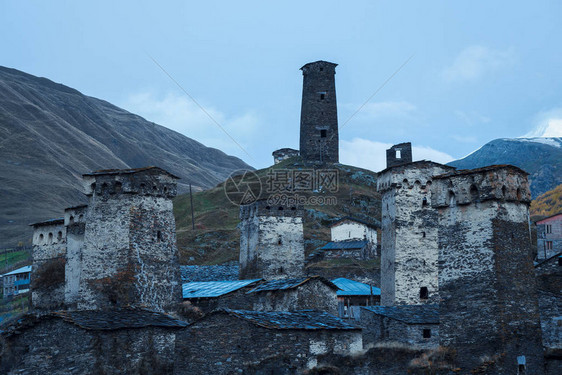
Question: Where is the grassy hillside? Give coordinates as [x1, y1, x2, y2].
[530, 183, 562, 220]
[173, 157, 381, 267]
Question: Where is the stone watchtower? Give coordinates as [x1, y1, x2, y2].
[299, 61, 339, 164]
[239, 199, 305, 280]
[432, 166, 544, 374]
[377, 145, 455, 306]
[77, 167, 181, 312]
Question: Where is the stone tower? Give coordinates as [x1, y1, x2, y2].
[299, 60, 339, 164]
[239, 199, 305, 280]
[377, 153, 455, 306]
[30, 218, 66, 310]
[77, 167, 181, 312]
[432, 165, 544, 374]
[64, 204, 87, 307]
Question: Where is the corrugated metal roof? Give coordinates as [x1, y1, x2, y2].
[331, 278, 380, 296]
[53, 309, 188, 330]
[246, 276, 338, 294]
[361, 305, 439, 324]
[1, 265, 32, 277]
[182, 279, 261, 299]
[222, 309, 360, 330]
[320, 240, 368, 250]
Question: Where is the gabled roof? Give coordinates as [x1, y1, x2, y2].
[217, 309, 360, 330]
[182, 279, 261, 299]
[29, 217, 64, 227]
[320, 240, 369, 251]
[83, 166, 179, 179]
[330, 216, 379, 229]
[536, 212, 562, 224]
[246, 276, 338, 294]
[331, 278, 380, 296]
[361, 305, 439, 324]
[535, 251, 562, 269]
[53, 309, 188, 330]
[1, 265, 31, 277]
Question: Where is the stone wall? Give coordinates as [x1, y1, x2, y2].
[432, 166, 545, 374]
[251, 280, 338, 315]
[385, 142, 413, 168]
[377, 161, 454, 305]
[64, 205, 87, 307]
[31, 219, 66, 310]
[360, 311, 439, 349]
[535, 255, 562, 350]
[299, 61, 339, 164]
[272, 148, 299, 164]
[77, 168, 181, 311]
[239, 201, 305, 279]
[175, 313, 362, 374]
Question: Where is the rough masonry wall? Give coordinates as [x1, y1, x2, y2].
[31, 221, 66, 310]
[78, 171, 181, 311]
[175, 314, 362, 374]
[299, 61, 339, 164]
[378, 163, 452, 306]
[535, 257, 562, 350]
[64, 206, 86, 307]
[433, 168, 544, 374]
[1, 319, 177, 375]
[252, 282, 338, 315]
[239, 209, 260, 279]
[360, 312, 439, 349]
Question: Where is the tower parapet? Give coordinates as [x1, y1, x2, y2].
[299, 60, 339, 164]
[239, 199, 305, 280]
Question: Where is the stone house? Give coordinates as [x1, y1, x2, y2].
[534, 251, 562, 352]
[319, 239, 373, 261]
[536, 213, 562, 260]
[360, 304, 439, 349]
[272, 148, 299, 164]
[176, 309, 362, 374]
[247, 276, 339, 315]
[1, 265, 31, 298]
[331, 277, 380, 319]
[330, 216, 378, 246]
[182, 279, 261, 313]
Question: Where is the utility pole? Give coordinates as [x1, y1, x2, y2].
[189, 183, 195, 230]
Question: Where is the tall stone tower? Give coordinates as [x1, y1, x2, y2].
[64, 204, 87, 307]
[432, 165, 544, 374]
[239, 199, 305, 280]
[77, 167, 181, 312]
[299, 60, 339, 164]
[377, 149, 455, 306]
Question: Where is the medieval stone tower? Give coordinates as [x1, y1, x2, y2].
[377, 144, 455, 305]
[299, 60, 339, 164]
[77, 167, 181, 311]
[64, 204, 87, 307]
[239, 199, 305, 280]
[432, 165, 544, 374]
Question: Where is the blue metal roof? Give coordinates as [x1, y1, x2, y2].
[247, 276, 338, 294]
[361, 305, 439, 324]
[1, 265, 31, 277]
[182, 279, 261, 299]
[221, 309, 360, 330]
[320, 240, 368, 250]
[331, 278, 380, 296]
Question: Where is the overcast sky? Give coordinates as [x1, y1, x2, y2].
[2, 1, 562, 170]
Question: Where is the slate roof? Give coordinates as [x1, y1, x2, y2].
[535, 251, 562, 268]
[221, 309, 360, 330]
[331, 278, 380, 296]
[361, 305, 439, 324]
[246, 276, 338, 294]
[53, 309, 188, 330]
[320, 240, 368, 250]
[182, 279, 261, 299]
[330, 216, 379, 229]
[180, 264, 240, 282]
[83, 166, 180, 179]
[29, 217, 64, 227]
[1, 265, 32, 277]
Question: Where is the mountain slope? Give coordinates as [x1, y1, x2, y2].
[530, 183, 562, 219]
[448, 137, 562, 198]
[0, 66, 251, 247]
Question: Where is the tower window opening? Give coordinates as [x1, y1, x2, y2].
[422, 231, 426, 238]
[320, 93, 325, 100]
[422, 197, 428, 207]
[396, 149, 401, 159]
[57, 231, 63, 241]
[423, 329, 431, 338]
[156, 230, 162, 242]
[320, 129, 327, 138]
[278, 236, 283, 245]
[420, 287, 429, 300]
